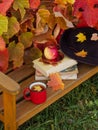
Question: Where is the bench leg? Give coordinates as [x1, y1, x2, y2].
[3, 92, 17, 130]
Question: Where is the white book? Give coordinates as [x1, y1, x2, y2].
[33, 55, 78, 77]
[61, 73, 77, 80]
[35, 70, 78, 80]
[59, 65, 78, 75]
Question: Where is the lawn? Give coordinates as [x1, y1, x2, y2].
[0, 74, 98, 130]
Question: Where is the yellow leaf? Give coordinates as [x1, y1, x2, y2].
[67, 0, 75, 4]
[75, 50, 87, 57]
[56, 17, 67, 29]
[33, 85, 42, 92]
[54, 0, 75, 4]
[37, 8, 50, 23]
[76, 33, 86, 43]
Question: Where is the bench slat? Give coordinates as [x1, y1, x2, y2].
[7, 64, 35, 83]
[15, 64, 98, 126]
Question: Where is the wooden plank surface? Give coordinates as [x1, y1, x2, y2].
[15, 64, 98, 126]
[0, 72, 20, 94]
[7, 64, 35, 83]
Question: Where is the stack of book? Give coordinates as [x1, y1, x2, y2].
[33, 55, 78, 80]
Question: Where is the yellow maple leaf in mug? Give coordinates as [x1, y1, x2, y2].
[76, 33, 86, 42]
[75, 50, 87, 57]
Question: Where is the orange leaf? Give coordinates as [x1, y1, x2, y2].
[75, 49, 87, 57]
[0, 36, 6, 51]
[47, 72, 64, 91]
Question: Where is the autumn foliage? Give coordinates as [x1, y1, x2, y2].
[47, 72, 64, 90]
[0, 0, 98, 72]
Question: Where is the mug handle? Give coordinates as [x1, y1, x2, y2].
[23, 87, 31, 100]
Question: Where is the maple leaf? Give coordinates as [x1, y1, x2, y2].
[47, 72, 64, 91]
[91, 33, 98, 41]
[76, 33, 86, 42]
[0, 0, 14, 15]
[33, 85, 42, 92]
[73, 0, 98, 27]
[75, 49, 87, 57]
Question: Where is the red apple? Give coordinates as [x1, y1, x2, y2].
[44, 46, 58, 60]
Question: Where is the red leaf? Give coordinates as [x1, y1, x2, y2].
[0, 49, 9, 72]
[29, 0, 40, 10]
[0, 36, 6, 51]
[73, 0, 98, 27]
[0, 0, 14, 15]
[0, 36, 9, 72]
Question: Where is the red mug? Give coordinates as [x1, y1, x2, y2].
[23, 82, 47, 104]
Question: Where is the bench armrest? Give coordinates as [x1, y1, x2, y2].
[0, 72, 20, 95]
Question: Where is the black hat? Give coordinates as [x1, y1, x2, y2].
[60, 27, 98, 65]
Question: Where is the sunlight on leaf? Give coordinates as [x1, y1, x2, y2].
[19, 32, 33, 49]
[7, 16, 20, 38]
[54, 0, 75, 5]
[0, 15, 8, 36]
[36, 8, 50, 29]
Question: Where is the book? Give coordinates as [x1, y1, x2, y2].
[59, 65, 78, 75]
[35, 65, 78, 80]
[33, 55, 78, 77]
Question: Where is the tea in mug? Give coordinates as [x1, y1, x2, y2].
[31, 85, 45, 92]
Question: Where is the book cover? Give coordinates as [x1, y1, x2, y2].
[33, 55, 78, 77]
[59, 65, 78, 75]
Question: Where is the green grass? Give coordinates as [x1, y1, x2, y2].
[0, 74, 98, 130]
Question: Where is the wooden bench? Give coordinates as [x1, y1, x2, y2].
[0, 1, 98, 129]
[0, 63, 98, 130]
